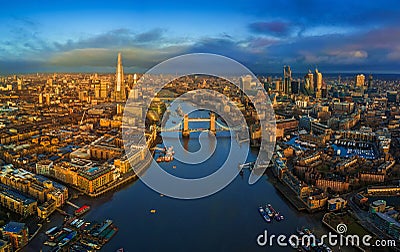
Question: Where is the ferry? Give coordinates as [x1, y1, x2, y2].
[75, 205, 90, 216]
[258, 206, 271, 223]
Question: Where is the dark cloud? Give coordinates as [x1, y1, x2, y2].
[135, 28, 165, 43]
[248, 21, 292, 36]
[53, 28, 167, 51]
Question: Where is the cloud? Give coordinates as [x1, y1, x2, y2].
[135, 28, 165, 43]
[48, 46, 188, 71]
[248, 21, 292, 36]
[53, 28, 169, 52]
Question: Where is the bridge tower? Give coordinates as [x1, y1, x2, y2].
[182, 114, 190, 137]
[209, 113, 216, 135]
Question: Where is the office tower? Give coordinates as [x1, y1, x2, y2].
[314, 68, 322, 98]
[94, 81, 101, 99]
[355, 74, 365, 87]
[38, 93, 43, 104]
[134, 73, 138, 84]
[100, 81, 107, 99]
[368, 74, 373, 89]
[114, 52, 126, 102]
[283, 65, 291, 94]
[321, 81, 328, 98]
[239, 75, 253, 91]
[275, 78, 283, 92]
[304, 70, 314, 92]
[130, 88, 139, 100]
[17, 78, 22, 91]
[45, 94, 50, 105]
[291, 79, 300, 95]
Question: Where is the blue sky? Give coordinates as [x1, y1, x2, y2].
[1, 0, 400, 74]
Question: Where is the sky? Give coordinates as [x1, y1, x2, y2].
[1, 0, 400, 74]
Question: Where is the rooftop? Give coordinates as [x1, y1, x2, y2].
[1, 221, 26, 234]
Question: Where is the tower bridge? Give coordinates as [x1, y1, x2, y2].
[160, 113, 234, 137]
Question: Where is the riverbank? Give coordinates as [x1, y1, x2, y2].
[266, 168, 307, 211]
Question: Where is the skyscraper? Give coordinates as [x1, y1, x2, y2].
[304, 70, 314, 92]
[314, 68, 322, 98]
[368, 74, 373, 89]
[355, 74, 365, 87]
[283, 65, 291, 94]
[114, 52, 126, 102]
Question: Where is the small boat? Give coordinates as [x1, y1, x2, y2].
[45, 226, 58, 235]
[75, 205, 90, 216]
[150, 209, 156, 213]
[274, 212, 284, 221]
[172, 121, 176, 124]
[258, 206, 271, 223]
[265, 206, 274, 217]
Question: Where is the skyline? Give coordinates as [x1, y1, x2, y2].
[1, 0, 400, 74]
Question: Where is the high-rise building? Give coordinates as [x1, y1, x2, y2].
[94, 80, 101, 99]
[283, 65, 291, 94]
[304, 70, 314, 92]
[368, 74, 373, 89]
[100, 81, 107, 99]
[291, 80, 300, 95]
[45, 94, 50, 105]
[114, 53, 126, 102]
[355, 74, 365, 87]
[314, 68, 322, 98]
[239, 75, 253, 91]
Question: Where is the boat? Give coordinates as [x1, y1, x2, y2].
[267, 204, 282, 221]
[44, 241, 57, 247]
[275, 212, 284, 221]
[75, 205, 90, 216]
[265, 205, 274, 217]
[258, 206, 271, 223]
[46, 226, 58, 235]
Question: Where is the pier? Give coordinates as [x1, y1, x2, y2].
[66, 201, 80, 209]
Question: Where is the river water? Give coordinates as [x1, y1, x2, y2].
[28, 103, 355, 252]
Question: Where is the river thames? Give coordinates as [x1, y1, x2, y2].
[28, 104, 354, 252]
